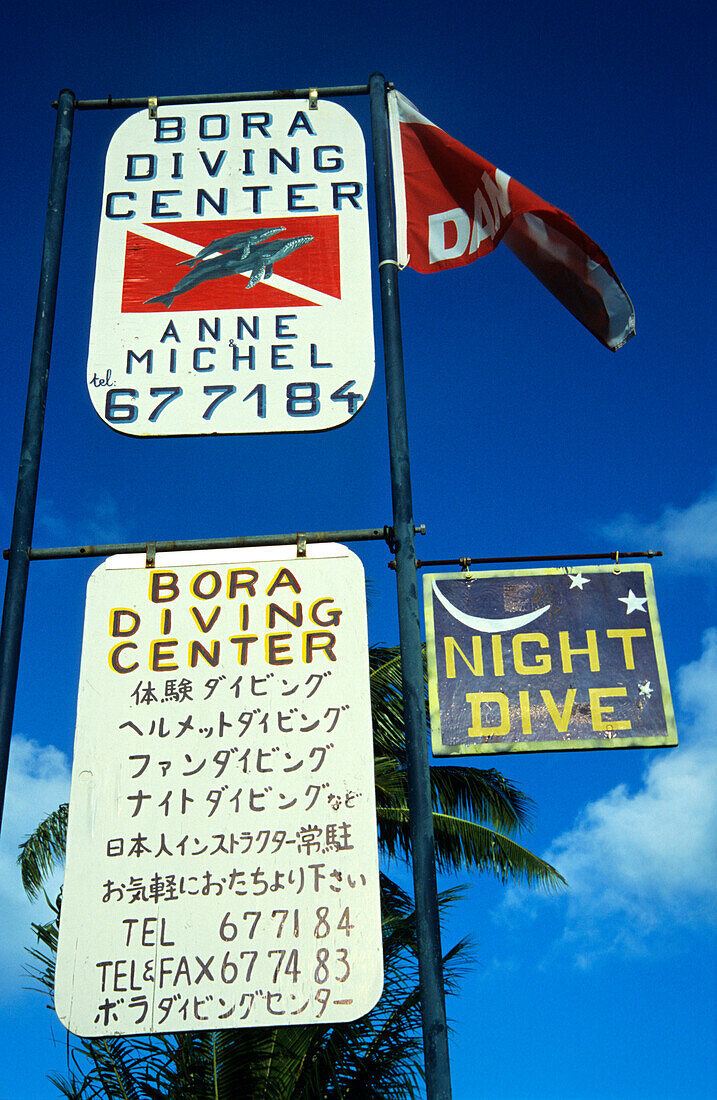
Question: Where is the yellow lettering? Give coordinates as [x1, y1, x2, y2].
[266, 632, 293, 665]
[589, 687, 631, 731]
[188, 639, 220, 667]
[541, 689, 577, 732]
[466, 691, 510, 736]
[309, 597, 342, 627]
[266, 567, 301, 597]
[513, 632, 551, 674]
[519, 689, 532, 735]
[303, 631, 337, 663]
[190, 605, 221, 633]
[108, 642, 139, 674]
[491, 635, 505, 676]
[606, 628, 647, 670]
[228, 634, 259, 665]
[110, 608, 140, 637]
[266, 601, 303, 629]
[190, 569, 221, 600]
[149, 639, 179, 672]
[559, 630, 600, 673]
[149, 571, 178, 603]
[443, 636, 483, 678]
[227, 569, 258, 599]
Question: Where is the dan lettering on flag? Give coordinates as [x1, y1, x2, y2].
[388, 90, 635, 350]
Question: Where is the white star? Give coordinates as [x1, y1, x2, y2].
[639, 681, 654, 697]
[618, 589, 648, 614]
[569, 573, 590, 590]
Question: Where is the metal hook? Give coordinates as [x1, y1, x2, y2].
[147, 96, 158, 119]
[308, 88, 318, 110]
[145, 541, 156, 568]
[613, 550, 621, 574]
[296, 533, 307, 557]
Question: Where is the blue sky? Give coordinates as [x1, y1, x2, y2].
[1, 1, 715, 1097]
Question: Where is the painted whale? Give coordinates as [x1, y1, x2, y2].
[177, 226, 286, 267]
[145, 235, 314, 307]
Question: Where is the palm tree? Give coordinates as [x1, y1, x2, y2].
[369, 646, 563, 887]
[26, 876, 472, 1099]
[20, 645, 564, 1097]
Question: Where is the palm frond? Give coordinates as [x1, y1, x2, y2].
[19, 802, 68, 899]
[369, 647, 408, 758]
[20, 637, 567, 1098]
[428, 765, 534, 833]
[377, 805, 565, 889]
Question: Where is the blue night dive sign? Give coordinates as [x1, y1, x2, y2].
[423, 565, 677, 755]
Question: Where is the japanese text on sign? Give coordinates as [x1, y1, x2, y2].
[55, 545, 382, 1036]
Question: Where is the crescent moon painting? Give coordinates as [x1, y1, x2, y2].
[432, 581, 550, 633]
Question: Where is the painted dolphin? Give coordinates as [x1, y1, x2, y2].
[177, 226, 286, 267]
[145, 235, 314, 307]
[241, 234, 314, 288]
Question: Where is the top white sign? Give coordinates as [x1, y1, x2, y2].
[87, 100, 374, 436]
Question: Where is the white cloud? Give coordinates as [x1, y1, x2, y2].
[0, 736, 70, 993]
[503, 630, 717, 965]
[600, 478, 717, 567]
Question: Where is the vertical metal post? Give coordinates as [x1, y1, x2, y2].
[0, 90, 75, 832]
[369, 73, 453, 1099]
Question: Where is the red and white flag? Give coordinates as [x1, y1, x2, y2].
[388, 90, 635, 350]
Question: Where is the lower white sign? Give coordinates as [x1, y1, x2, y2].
[55, 544, 383, 1036]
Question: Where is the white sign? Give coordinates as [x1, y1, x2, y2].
[87, 100, 374, 436]
[56, 545, 383, 1036]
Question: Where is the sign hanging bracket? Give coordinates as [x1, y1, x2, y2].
[147, 96, 158, 119]
[145, 542, 156, 568]
[414, 549, 662, 570]
[296, 533, 307, 557]
[308, 88, 319, 110]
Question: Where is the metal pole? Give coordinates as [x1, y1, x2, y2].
[368, 73, 452, 1099]
[65, 84, 370, 111]
[3, 525, 413, 562]
[0, 89, 75, 832]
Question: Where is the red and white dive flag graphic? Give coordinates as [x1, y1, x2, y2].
[388, 90, 635, 350]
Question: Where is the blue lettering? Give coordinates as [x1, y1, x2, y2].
[199, 114, 228, 140]
[288, 183, 318, 212]
[332, 182, 362, 210]
[160, 322, 180, 344]
[288, 111, 315, 137]
[243, 113, 272, 138]
[154, 117, 185, 142]
[269, 147, 299, 174]
[242, 186, 271, 214]
[193, 348, 216, 371]
[314, 146, 343, 172]
[126, 154, 157, 180]
[151, 191, 181, 218]
[199, 317, 220, 341]
[196, 188, 227, 216]
[275, 315, 298, 339]
[199, 150, 227, 177]
[271, 345, 294, 370]
[105, 192, 136, 219]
